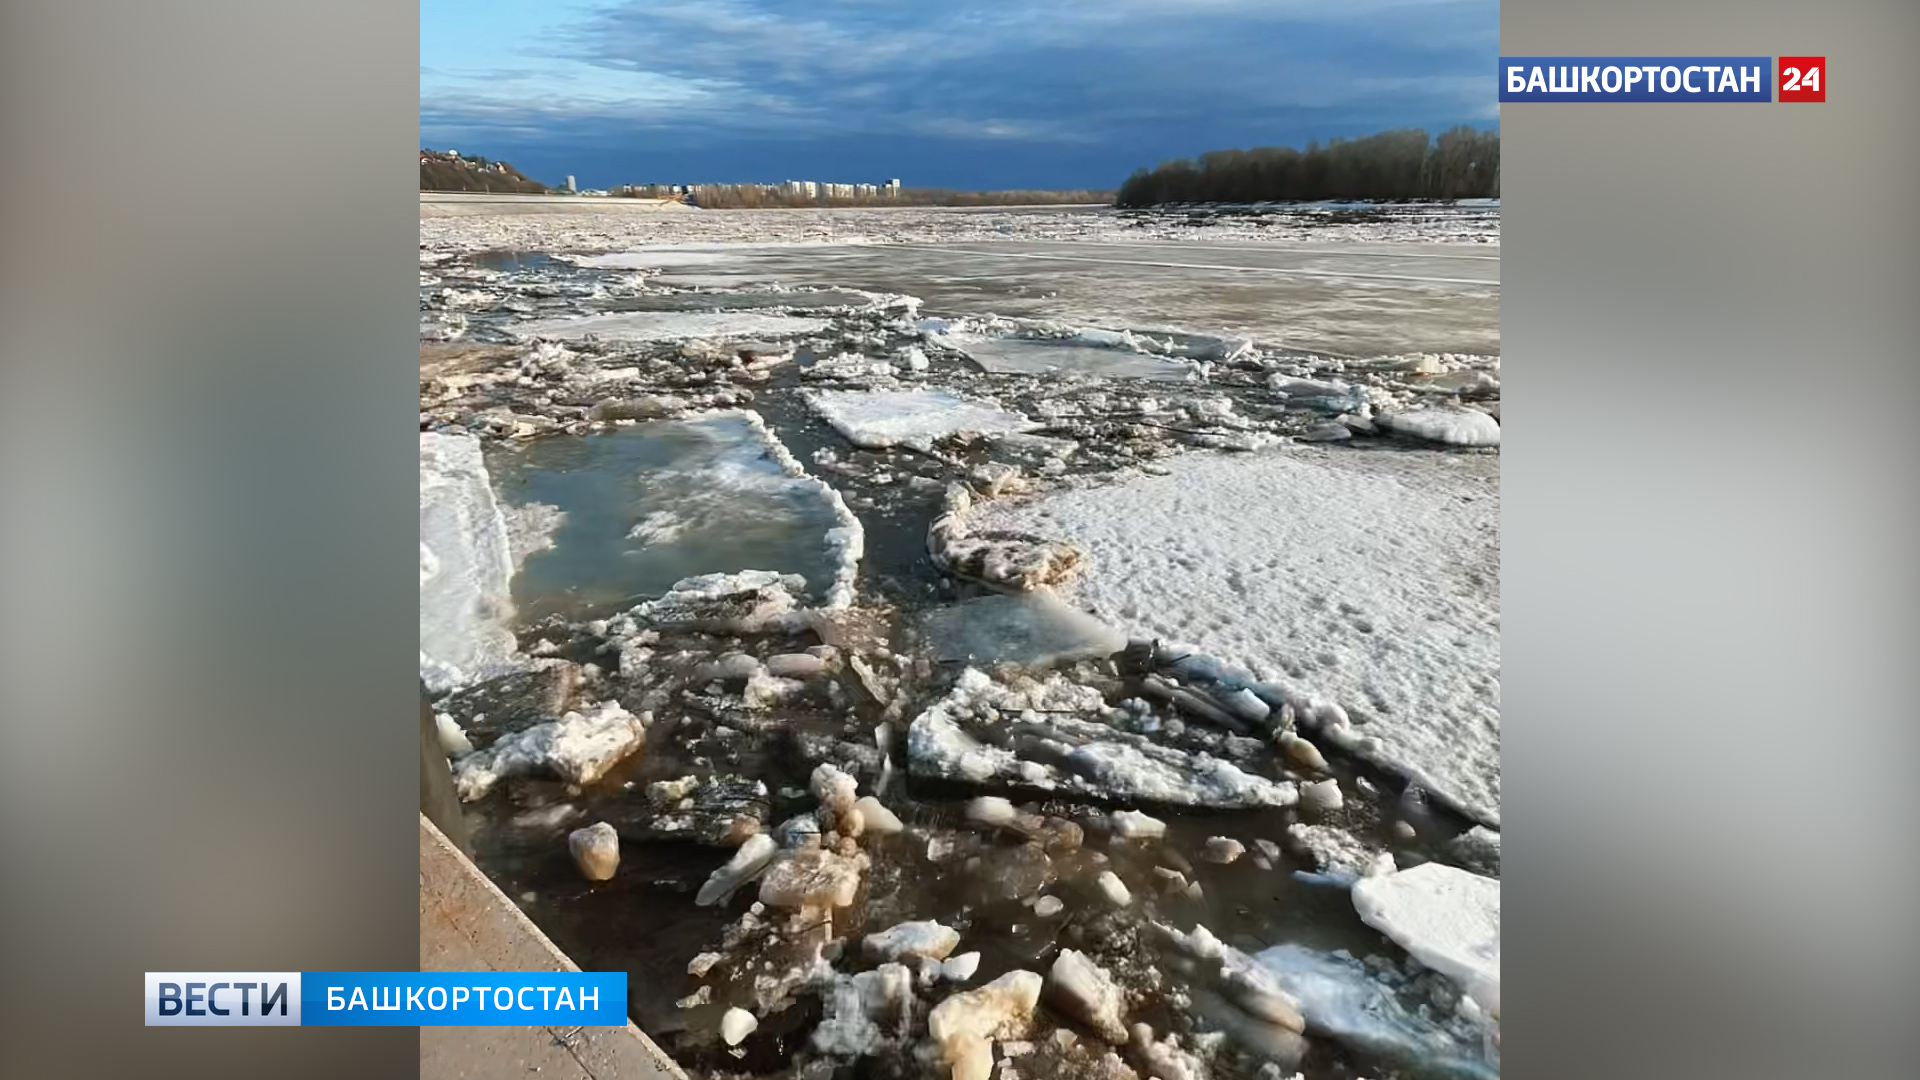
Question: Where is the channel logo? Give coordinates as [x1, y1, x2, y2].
[1501, 56, 1775, 102]
[145, 972, 302, 1027]
[144, 972, 627, 1026]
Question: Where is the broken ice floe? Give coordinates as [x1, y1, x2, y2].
[1254, 944, 1497, 1080]
[804, 387, 1037, 452]
[1351, 863, 1500, 1018]
[420, 432, 521, 692]
[907, 668, 1295, 809]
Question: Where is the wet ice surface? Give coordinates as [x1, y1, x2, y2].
[488, 413, 857, 622]
[420, 203, 1500, 1080]
[949, 336, 1201, 382]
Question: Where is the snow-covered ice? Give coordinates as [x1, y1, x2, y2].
[971, 445, 1501, 825]
[420, 432, 519, 692]
[1379, 407, 1501, 447]
[1352, 863, 1500, 1016]
[804, 388, 1037, 452]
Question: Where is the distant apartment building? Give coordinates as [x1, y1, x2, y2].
[886, 179, 901, 194]
[565, 175, 577, 192]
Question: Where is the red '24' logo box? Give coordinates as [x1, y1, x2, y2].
[1779, 57, 1825, 102]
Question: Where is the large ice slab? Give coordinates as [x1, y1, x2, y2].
[420, 432, 519, 692]
[508, 310, 830, 343]
[1352, 863, 1500, 1016]
[804, 388, 1036, 452]
[971, 445, 1501, 825]
[489, 411, 861, 620]
[947, 336, 1200, 382]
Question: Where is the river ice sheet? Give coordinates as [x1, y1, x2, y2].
[970, 445, 1501, 825]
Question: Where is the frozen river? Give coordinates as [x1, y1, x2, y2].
[419, 203, 1502, 1080]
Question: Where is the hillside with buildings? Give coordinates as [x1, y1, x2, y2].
[420, 150, 549, 194]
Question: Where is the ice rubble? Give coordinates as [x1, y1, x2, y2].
[804, 388, 1037, 452]
[508, 310, 832, 344]
[970, 445, 1502, 826]
[419, 432, 519, 692]
[907, 669, 1296, 809]
[1253, 944, 1497, 1080]
[1351, 863, 1501, 1017]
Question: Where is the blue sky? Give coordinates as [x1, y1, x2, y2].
[421, 0, 1498, 191]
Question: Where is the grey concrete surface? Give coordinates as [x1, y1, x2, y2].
[419, 814, 685, 1080]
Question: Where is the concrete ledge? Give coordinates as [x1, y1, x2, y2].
[419, 813, 686, 1080]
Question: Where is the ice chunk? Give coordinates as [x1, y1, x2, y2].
[696, 833, 779, 906]
[757, 848, 864, 909]
[810, 763, 860, 812]
[1203, 837, 1245, 864]
[1046, 950, 1129, 1043]
[452, 701, 646, 801]
[567, 822, 620, 881]
[928, 970, 1043, 1047]
[420, 432, 519, 692]
[941, 951, 982, 983]
[1378, 407, 1500, 447]
[805, 388, 1036, 452]
[720, 1007, 758, 1046]
[853, 796, 904, 835]
[1095, 871, 1133, 907]
[1351, 863, 1500, 1016]
[864, 920, 961, 962]
[434, 712, 474, 759]
[1110, 810, 1167, 840]
[631, 570, 807, 633]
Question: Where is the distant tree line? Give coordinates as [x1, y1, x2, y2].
[616, 184, 1110, 209]
[1115, 127, 1499, 207]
